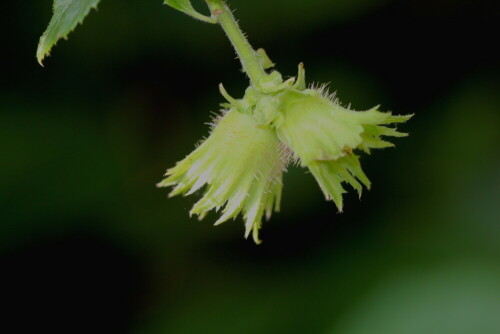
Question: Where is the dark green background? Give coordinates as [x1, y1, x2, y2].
[1, 0, 499, 333]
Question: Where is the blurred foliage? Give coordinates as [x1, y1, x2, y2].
[1, 0, 498, 333]
[332, 262, 500, 334]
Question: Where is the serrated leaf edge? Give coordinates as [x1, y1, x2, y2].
[164, 0, 216, 24]
[36, 0, 100, 66]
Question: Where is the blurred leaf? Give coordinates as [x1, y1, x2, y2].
[37, 0, 100, 65]
[331, 262, 500, 334]
[164, 0, 216, 23]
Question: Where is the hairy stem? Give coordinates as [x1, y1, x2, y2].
[205, 0, 268, 88]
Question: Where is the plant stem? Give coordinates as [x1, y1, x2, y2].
[205, 0, 268, 88]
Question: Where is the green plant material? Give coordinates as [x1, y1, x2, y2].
[274, 87, 411, 209]
[164, 0, 217, 23]
[255, 48, 276, 70]
[37, 0, 100, 66]
[308, 155, 371, 212]
[158, 109, 285, 244]
[33, 0, 412, 243]
[160, 0, 412, 243]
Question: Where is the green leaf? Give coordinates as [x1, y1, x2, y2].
[37, 0, 100, 66]
[164, 0, 216, 24]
